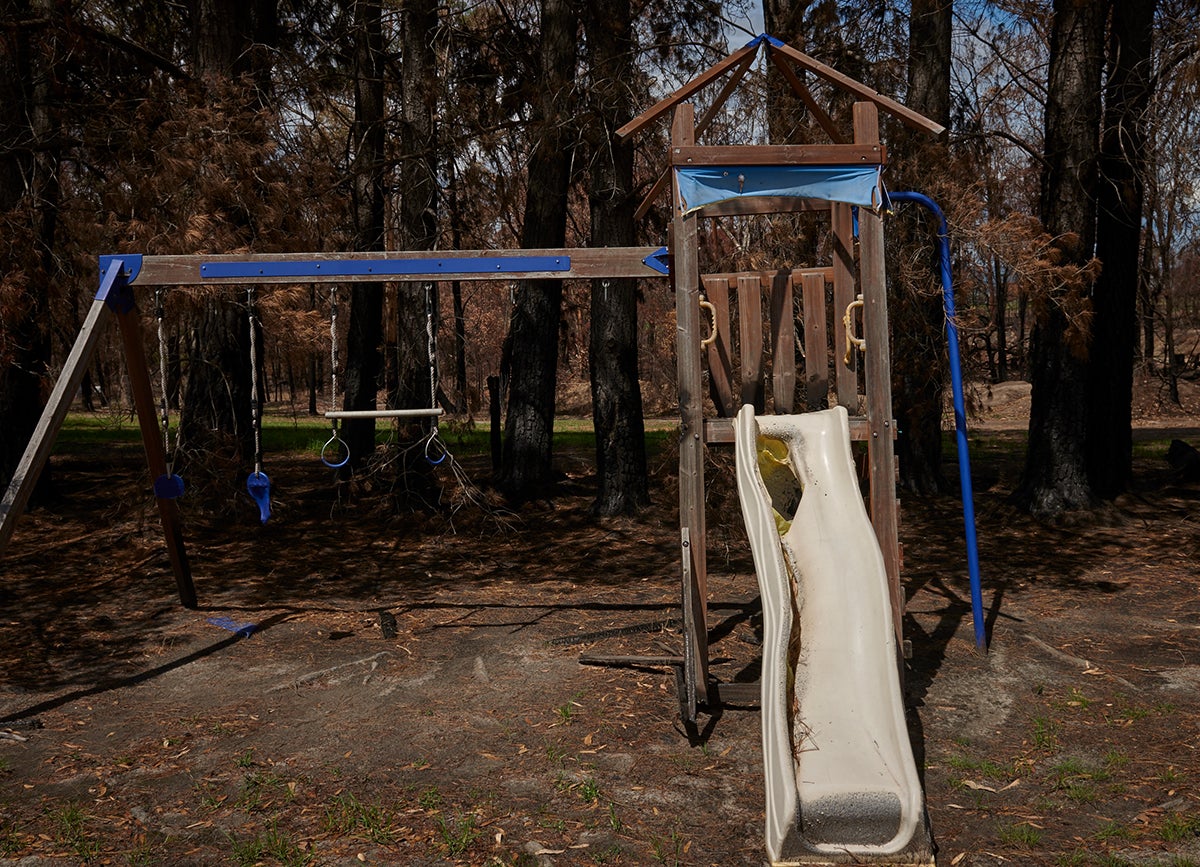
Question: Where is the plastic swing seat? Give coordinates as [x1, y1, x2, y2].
[153, 472, 185, 499]
[246, 471, 271, 524]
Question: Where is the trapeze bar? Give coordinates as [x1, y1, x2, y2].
[200, 256, 570, 280]
[324, 409, 445, 419]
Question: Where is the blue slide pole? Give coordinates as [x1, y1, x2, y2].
[887, 191, 986, 652]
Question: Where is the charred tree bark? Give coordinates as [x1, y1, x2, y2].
[1086, 0, 1155, 499]
[341, 0, 387, 473]
[498, 0, 578, 501]
[1016, 0, 1106, 517]
[0, 1, 54, 503]
[583, 0, 648, 516]
[180, 0, 277, 469]
[890, 0, 952, 495]
[389, 0, 441, 504]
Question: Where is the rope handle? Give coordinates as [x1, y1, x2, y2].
[321, 429, 351, 469]
[699, 298, 718, 349]
[843, 294, 866, 366]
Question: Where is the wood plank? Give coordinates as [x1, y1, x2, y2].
[617, 42, 759, 139]
[0, 287, 116, 555]
[133, 247, 668, 286]
[114, 302, 197, 609]
[671, 105, 709, 715]
[693, 197, 833, 218]
[854, 102, 903, 648]
[704, 415, 877, 443]
[737, 274, 764, 412]
[765, 49, 847, 143]
[769, 41, 946, 136]
[703, 267, 833, 286]
[802, 270, 829, 411]
[671, 143, 884, 166]
[770, 271, 795, 413]
[832, 201, 860, 408]
[701, 276, 736, 417]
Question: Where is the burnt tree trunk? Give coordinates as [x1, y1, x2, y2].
[498, 0, 578, 500]
[890, 0, 952, 494]
[390, 0, 441, 503]
[1016, 0, 1106, 516]
[341, 0, 387, 473]
[583, 0, 648, 516]
[0, 1, 54, 503]
[1085, 0, 1155, 499]
[180, 0, 276, 468]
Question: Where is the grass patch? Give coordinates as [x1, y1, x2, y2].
[996, 820, 1042, 847]
[52, 802, 100, 862]
[1161, 813, 1200, 843]
[434, 811, 480, 857]
[322, 791, 395, 845]
[1030, 716, 1061, 750]
[1094, 821, 1134, 842]
[229, 820, 311, 867]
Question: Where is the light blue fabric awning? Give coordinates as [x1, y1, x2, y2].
[675, 164, 883, 215]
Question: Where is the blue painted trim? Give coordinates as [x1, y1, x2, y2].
[96, 256, 138, 313]
[743, 33, 785, 50]
[199, 255, 572, 280]
[643, 247, 670, 275]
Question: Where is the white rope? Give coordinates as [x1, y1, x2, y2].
[155, 288, 173, 473]
[246, 287, 264, 476]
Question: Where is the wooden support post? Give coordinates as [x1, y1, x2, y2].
[831, 201, 860, 409]
[671, 104, 709, 715]
[801, 270, 829, 411]
[769, 271, 795, 413]
[111, 290, 197, 609]
[854, 102, 903, 648]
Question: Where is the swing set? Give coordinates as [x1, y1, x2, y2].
[0, 34, 983, 727]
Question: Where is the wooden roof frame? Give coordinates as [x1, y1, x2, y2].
[617, 33, 944, 142]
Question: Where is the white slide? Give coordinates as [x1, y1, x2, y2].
[734, 405, 933, 865]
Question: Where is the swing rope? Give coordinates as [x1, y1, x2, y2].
[321, 285, 350, 468]
[152, 289, 184, 499]
[424, 283, 447, 466]
[246, 287, 271, 523]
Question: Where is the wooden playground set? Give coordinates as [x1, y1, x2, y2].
[1, 35, 979, 865]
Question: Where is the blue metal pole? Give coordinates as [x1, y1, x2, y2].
[887, 191, 986, 652]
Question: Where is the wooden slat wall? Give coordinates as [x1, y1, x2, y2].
[737, 275, 764, 412]
[700, 267, 848, 422]
[769, 271, 795, 414]
[802, 270, 829, 411]
[701, 276, 736, 417]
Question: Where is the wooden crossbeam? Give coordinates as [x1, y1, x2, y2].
[671, 143, 884, 166]
[127, 248, 667, 286]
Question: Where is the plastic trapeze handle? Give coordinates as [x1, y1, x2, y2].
[321, 433, 350, 469]
[153, 473, 185, 499]
[246, 471, 271, 524]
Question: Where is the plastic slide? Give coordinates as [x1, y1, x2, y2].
[734, 405, 933, 865]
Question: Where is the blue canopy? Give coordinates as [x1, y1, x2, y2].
[675, 164, 883, 215]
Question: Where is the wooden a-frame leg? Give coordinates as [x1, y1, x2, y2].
[111, 291, 197, 609]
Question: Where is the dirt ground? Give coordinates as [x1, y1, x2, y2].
[2, 381, 1200, 866]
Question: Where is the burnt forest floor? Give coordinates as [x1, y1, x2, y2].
[2, 405, 1200, 867]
